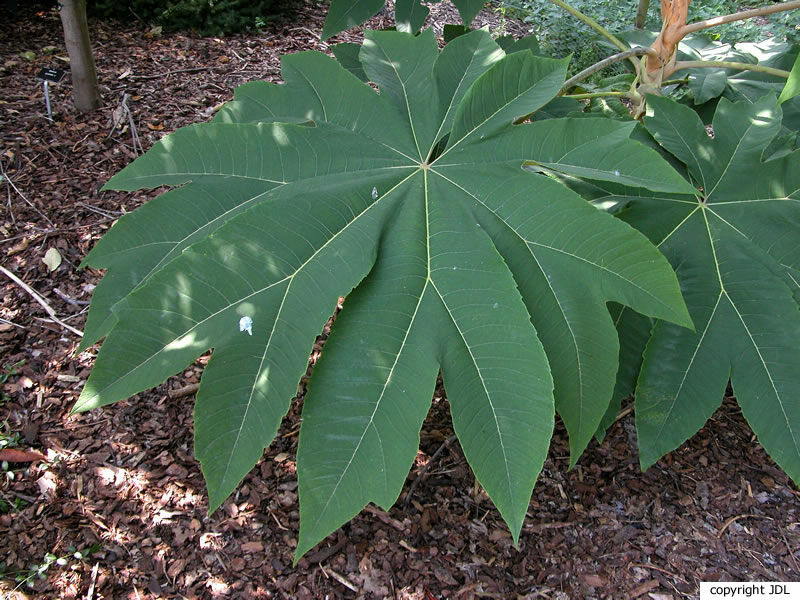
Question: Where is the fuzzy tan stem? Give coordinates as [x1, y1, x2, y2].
[671, 60, 791, 79]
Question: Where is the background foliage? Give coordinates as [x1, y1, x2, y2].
[500, 0, 800, 76]
[86, 0, 298, 35]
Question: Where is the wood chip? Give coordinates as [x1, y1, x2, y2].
[240, 541, 264, 553]
[630, 579, 660, 597]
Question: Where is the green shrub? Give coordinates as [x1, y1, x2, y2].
[87, 0, 295, 36]
[500, 0, 799, 77]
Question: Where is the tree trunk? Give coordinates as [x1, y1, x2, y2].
[634, 0, 650, 29]
[59, 0, 101, 112]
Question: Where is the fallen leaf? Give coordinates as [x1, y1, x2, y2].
[7, 237, 29, 256]
[0, 448, 45, 463]
[42, 247, 62, 272]
[147, 122, 164, 131]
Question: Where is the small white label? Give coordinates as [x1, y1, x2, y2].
[700, 582, 800, 599]
[371, 187, 378, 200]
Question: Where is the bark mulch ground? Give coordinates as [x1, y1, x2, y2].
[1, 3, 799, 599]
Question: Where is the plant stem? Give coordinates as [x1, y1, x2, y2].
[545, 0, 630, 53]
[672, 60, 791, 78]
[562, 47, 655, 91]
[681, 0, 800, 36]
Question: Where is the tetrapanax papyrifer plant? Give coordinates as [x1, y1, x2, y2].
[76, 30, 695, 559]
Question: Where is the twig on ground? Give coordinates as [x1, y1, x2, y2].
[78, 202, 123, 219]
[128, 66, 213, 80]
[108, 93, 143, 155]
[168, 383, 199, 399]
[717, 513, 773, 537]
[0, 264, 84, 337]
[0, 159, 55, 227]
[291, 27, 328, 47]
[0, 219, 117, 244]
[614, 405, 634, 422]
[780, 526, 800, 573]
[53, 287, 90, 306]
[627, 562, 689, 584]
[305, 537, 347, 564]
[0, 489, 32, 524]
[3, 165, 15, 226]
[86, 562, 100, 600]
[0, 316, 26, 329]
[9, 490, 39, 504]
[404, 433, 457, 506]
[522, 520, 574, 533]
[320, 565, 359, 592]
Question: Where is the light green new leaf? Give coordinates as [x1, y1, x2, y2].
[619, 94, 800, 481]
[778, 52, 800, 106]
[77, 31, 692, 560]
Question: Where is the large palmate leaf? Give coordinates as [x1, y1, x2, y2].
[608, 94, 800, 482]
[75, 30, 693, 559]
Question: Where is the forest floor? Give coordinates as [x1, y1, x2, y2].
[1, 2, 799, 599]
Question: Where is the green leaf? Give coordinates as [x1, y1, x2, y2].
[496, 34, 540, 56]
[621, 94, 800, 482]
[395, 0, 429, 34]
[443, 24, 472, 44]
[321, 0, 384, 40]
[778, 52, 800, 106]
[79, 31, 692, 560]
[452, 0, 485, 27]
[594, 303, 652, 443]
[688, 69, 728, 105]
[332, 43, 368, 82]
